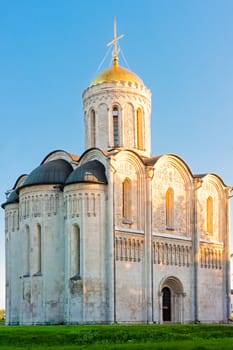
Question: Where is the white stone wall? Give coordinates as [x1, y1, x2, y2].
[198, 243, 224, 322]
[197, 176, 223, 242]
[113, 151, 146, 231]
[198, 270, 224, 322]
[18, 185, 65, 324]
[4, 151, 230, 325]
[152, 156, 193, 236]
[115, 232, 145, 322]
[4, 203, 20, 325]
[111, 151, 147, 322]
[153, 263, 194, 323]
[64, 182, 109, 324]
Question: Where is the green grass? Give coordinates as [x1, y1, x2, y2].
[0, 324, 232, 349]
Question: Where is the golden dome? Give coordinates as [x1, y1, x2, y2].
[91, 60, 143, 86]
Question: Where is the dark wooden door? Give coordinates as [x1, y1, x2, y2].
[162, 287, 171, 321]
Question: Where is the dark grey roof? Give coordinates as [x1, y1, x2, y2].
[21, 159, 73, 188]
[65, 160, 107, 185]
[1, 190, 19, 209]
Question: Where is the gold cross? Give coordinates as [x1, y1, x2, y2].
[107, 17, 124, 64]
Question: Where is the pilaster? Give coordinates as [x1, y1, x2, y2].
[144, 166, 154, 323]
[193, 178, 202, 323]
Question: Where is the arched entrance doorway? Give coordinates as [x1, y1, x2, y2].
[162, 287, 171, 321]
[159, 276, 185, 323]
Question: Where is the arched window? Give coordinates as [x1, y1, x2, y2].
[122, 178, 132, 221]
[206, 196, 213, 234]
[91, 109, 96, 147]
[162, 287, 171, 321]
[137, 108, 144, 150]
[71, 225, 81, 278]
[113, 107, 119, 146]
[166, 188, 174, 229]
[34, 224, 42, 274]
[25, 225, 30, 276]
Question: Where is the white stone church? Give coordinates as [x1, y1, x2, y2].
[2, 24, 232, 325]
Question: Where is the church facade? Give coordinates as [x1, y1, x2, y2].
[2, 30, 232, 325]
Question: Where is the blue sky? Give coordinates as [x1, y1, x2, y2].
[0, 0, 233, 308]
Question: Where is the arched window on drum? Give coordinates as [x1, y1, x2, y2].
[136, 108, 144, 150]
[90, 109, 96, 147]
[113, 106, 119, 146]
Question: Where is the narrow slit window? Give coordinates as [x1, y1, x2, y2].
[206, 196, 213, 234]
[35, 224, 42, 274]
[71, 225, 81, 278]
[122, 178, 132, 220]
[91, 110, 96, 147]
[166, 188, 174, 229]
[137, 108, 144, 150]
[25, 225, 30, 276]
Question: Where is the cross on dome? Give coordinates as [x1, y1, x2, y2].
[107, 17, 124, 65]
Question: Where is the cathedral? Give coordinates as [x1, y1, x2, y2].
[2, 22, 232, 325]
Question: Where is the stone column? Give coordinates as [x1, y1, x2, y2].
[181, 292, 186, 323]
[172, 293, 176, 322]
[158, 291, 163, 324]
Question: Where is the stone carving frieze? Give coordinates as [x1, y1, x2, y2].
[115, 236, 144, 263]
[152, 241, 191, 267]
[18, 193, 60, 221]
[200, 244, 222, 270]
[65, 192, 101, 218]
[5, 210, 19, 233]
